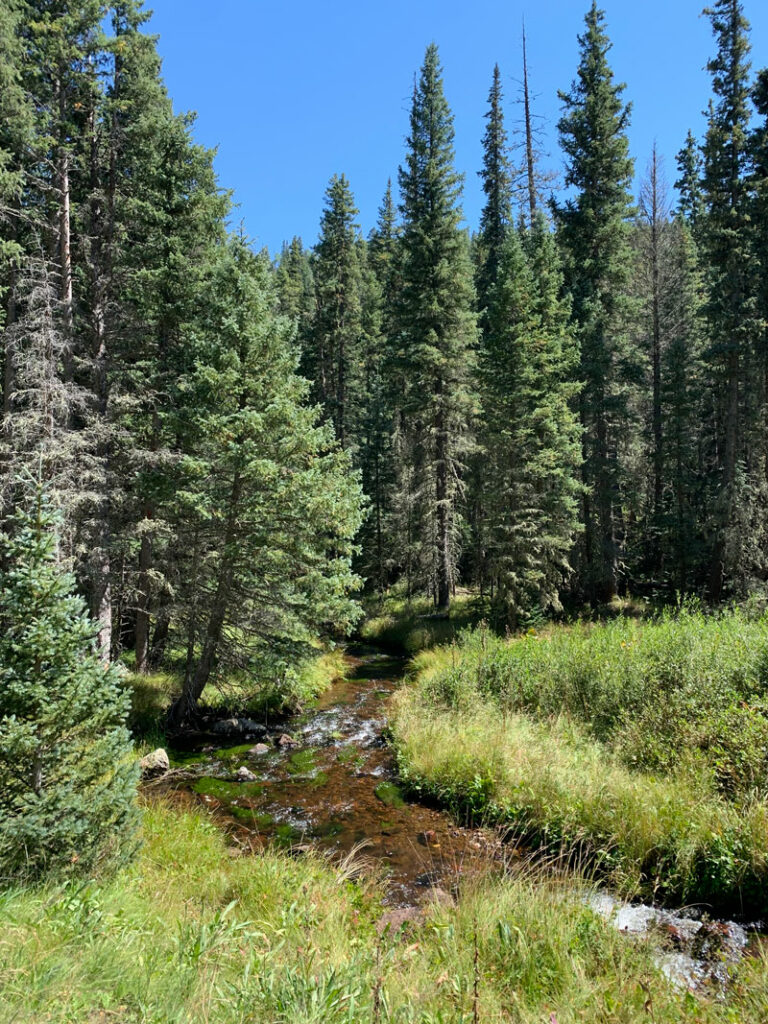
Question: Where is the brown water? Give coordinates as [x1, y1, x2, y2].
[166, 646, 501, 905]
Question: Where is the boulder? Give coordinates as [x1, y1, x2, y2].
[140, 748, 169, 778]
[235, 765, 258, 782]
[277, 733, 300, 749]
[249, 743, 271, 755]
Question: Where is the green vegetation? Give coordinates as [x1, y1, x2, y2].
[392, 607, 768, 909]
[361, 591, 486, 654]
[128, 649, 348, 739]
[2, 800, 768, 1024]
[0, 492, 139, 882]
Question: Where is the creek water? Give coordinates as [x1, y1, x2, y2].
[160, 643, 760, 989]
[166, 646, 500, 905]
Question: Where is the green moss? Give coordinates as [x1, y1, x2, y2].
[192, 776, 263, 801]
[286, 749, 317, 775]
[213, 742, 260, 760]
[374, 781, 406, 809]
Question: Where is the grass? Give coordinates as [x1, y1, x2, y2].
[360, 589, 487, 654]
[391, 607, 768, 911]
[3, 800, 768, 1023]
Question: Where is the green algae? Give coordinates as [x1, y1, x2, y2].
[374, 781, 406, 809]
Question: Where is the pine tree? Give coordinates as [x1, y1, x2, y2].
[394, 44, 477, 609]
[478, 218, 581, 624]
[168, 237, 363, 725]
[554, 2, 636, 603]
[306, 174, 363, 450]
[700, 0, 764, 597]
[476, 64, 512, 325]
[0, 485, 139, 880]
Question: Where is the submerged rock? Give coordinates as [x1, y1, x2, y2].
[140, 748, 169, 778]
[211, 717, 266, 738]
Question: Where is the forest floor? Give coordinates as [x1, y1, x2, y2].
[4, 600, 768, 1022]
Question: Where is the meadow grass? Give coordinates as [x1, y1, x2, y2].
[2, 800, 768, 1023]
[392, 607, 768, 910]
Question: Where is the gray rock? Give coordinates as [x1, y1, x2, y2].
[249, 743, 271, 755]
[140, 748, 169, 777]
[235, 765, 258, 782]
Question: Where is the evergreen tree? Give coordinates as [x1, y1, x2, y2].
[675, 129, 705, 231]
[306, 174, 363, 450]
[168, 237, 363, 725]
[476, 63, 512, 324]
[0, 485, 139, 880]
[554, 2, 636, 603]
[394, 44, 477, 609]
[700, 0, 764, 597]
[274, 236, 315, 343]
[478, 218, 581, 624]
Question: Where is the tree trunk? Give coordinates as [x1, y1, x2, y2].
[168, 472, 243, 726]
[435, 386, 451, 611]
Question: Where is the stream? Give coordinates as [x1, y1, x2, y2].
[158, 643, 761, 990]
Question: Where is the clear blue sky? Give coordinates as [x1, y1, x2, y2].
[144, 0, 768, 255]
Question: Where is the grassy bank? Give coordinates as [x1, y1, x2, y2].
[360, 591, 487, 654]
[392, 608, 768, 910]
[2, 800, 768, 1023]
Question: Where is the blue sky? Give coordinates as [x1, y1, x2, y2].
[145, 0, 768, 255]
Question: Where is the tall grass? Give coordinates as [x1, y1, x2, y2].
[392, 607, 768, 910]
[2, 800, 768, 1022]
[360, 590, 487, 654]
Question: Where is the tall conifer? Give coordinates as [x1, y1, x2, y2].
[554, 2, 636, 602]
[394, 44, 477, 609]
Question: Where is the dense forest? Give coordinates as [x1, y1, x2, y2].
[3, 0, 768, 699]
[5, 1, 768, 1020]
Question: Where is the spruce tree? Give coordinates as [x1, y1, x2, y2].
[394, 44, 477, 609]
[675, 130, 705, 231]
[554, 2, 636, 603]
[700, 0, 764, 596]
[476, 63, 512, 325]
[0, 486, 139, 880]
[306, 174, 363, 450]
[478, 217, 581, 624]
[168, 237, 363, 725]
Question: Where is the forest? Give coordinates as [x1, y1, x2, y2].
[3, 0, 768, 1021]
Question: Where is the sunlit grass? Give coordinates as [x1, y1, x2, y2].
[2, 801, 768, 1022]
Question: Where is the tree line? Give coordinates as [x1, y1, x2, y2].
[277, 0, 768, 624]
[1, 0, 768, 715]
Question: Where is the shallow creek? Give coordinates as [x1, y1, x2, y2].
[159, 644, 760, 989]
